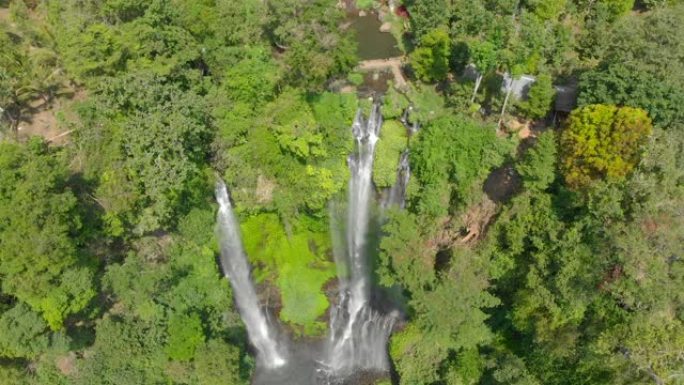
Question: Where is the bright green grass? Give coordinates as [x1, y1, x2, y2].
[373, 120, 408, 188]
[407, 84, 448, 123]
[356, 0, 374, 10]
[241, 213, 335, 336]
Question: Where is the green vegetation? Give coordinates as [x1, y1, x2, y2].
[516, 131, 557, 191]
[1, 0, 683, 384]
[560, 104, 653, 189]
[0, 139, 95, 330]
[241, 214, 335, 335]
[410, 116, 514, 216]
[373, 120, 408, 188]
[0, 0, 355, 382]
[410, 28, 450, 82]
[517, 73, 555, 120]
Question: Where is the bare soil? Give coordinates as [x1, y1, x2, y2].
[429, 196, 499, 250]
[256, 174, 276, 204]
[15, 89, 86, 145]
[55, 353, 77, 376]
[0, 7, 9, 22]
[16, 101, 64, 143]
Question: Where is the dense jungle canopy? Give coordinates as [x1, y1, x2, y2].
[0, 0, 682, 384]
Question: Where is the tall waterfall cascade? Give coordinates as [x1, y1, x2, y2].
[215, 104, 411, 384]
[326, 104, 397, 376]
[215, 181, 286, 369]
[381, 150, 410, 211]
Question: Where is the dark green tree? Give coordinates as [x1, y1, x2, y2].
[516, 131, 557, 191]
[518, 73, 555, 120]
[0, 139, 95, 329]
[410, 28, 451, 83]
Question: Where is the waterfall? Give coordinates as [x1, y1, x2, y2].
[215, 181, 286, 369]
[381, 150, 410, 211]
[326, 104, 396, 376]
[399, 105, 420, 135]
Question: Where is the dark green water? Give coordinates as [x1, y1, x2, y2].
[351, 13, 402, 60]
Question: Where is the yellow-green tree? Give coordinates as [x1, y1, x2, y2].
[560, 104, 652, 189]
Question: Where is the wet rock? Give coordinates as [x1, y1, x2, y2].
[379, 22, 392, 32]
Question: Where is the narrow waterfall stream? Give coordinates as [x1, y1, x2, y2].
[215, 181, 286, 369]
[381, 151, 410, 211]
[326, 104, 397, 377]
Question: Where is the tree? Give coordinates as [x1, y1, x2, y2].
[222, 49, 280, 105]
[516, 131, 557, 191]
[578, 4, 684, 129]
[0, 24, 35, 130]
[265, 89, 325, 159]
[389, 248, 497, 385]
[405, 0, 450, 39]
[378, 211, 435, 294]
[598, 0, 635, 18]
[468, 41, 498, 103]
[411, 115, 512, 216]
[61, 23, 129, 80]
[265, 0, 357, 89]
[193, 339, 246, 385]
[0, 303, 50, 359]
[579, 63, 684, 130]
[560, 105, 653, 189]
[74, 73, 214, 234]
[410, 28, 451, 82]
[214, 0, 267, 46]
[518, 73, 555, 120]
[76, 315, 168, 385]
[0, 139, 95, 329]
[165, 312, 205, 361]
[525, 0, 568, 20]
[373, 120, 408, 188]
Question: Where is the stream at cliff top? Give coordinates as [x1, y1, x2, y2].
[216, 104, 411, 385]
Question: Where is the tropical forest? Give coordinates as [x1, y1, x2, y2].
[0, 0, 682, 384]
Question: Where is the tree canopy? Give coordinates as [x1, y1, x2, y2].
[560, 104, 653, 189]
[1, 0, 682, 384]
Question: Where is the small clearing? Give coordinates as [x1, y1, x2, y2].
[15, 89, 86, 145]
[0, 7, 9, 23]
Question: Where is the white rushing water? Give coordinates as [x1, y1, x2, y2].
[326, 104, 396, 376]
[215, 105, 407, 383]
[215, 181, 286, 369]
[381, 150, 410, 211]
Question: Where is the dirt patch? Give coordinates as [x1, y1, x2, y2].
[256, 174, 276, 204]
[0, 7, 10, 23]
[16, 104, 62, 142]
[428, 196, 498, 250]
[503, 117, 534, 139]
[458, 197, 498, 245]
[55, 353, 77, 376]
[12, 85, 85, 145]
[15, 92, 83, 145]
[504, 117, 549, 140]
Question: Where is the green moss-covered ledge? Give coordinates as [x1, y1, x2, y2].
[373, 120, 408, 188]
[240, 213, 335, 336]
